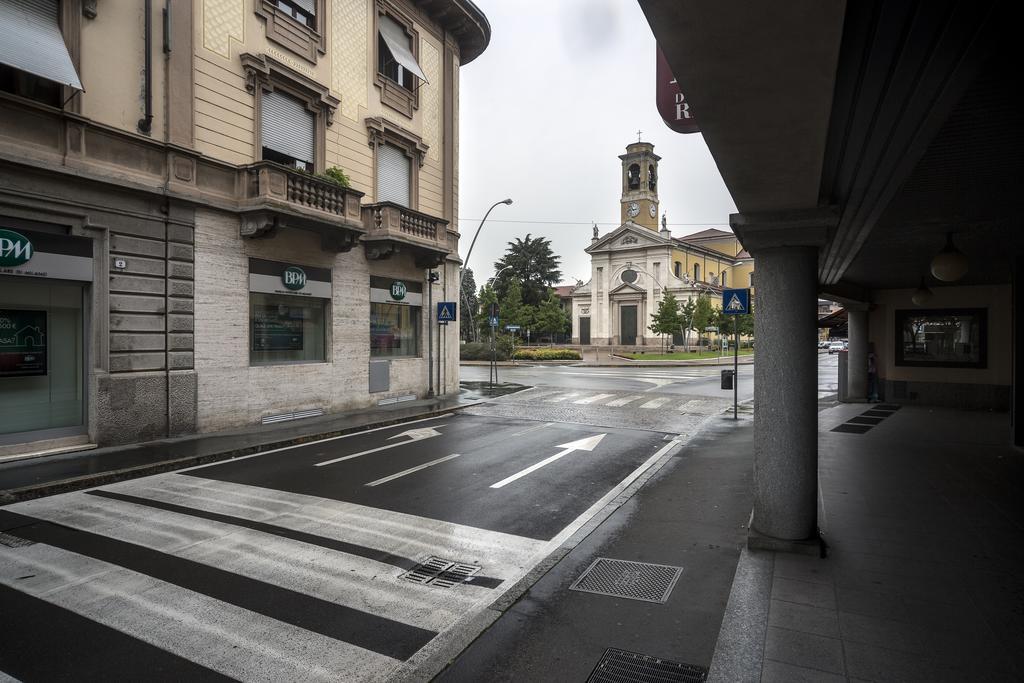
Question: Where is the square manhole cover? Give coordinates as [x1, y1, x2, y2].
[588, 648, 707, 683]
[569, 558, 682, 603]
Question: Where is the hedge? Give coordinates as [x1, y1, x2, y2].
[460, 341, 510, 360]
[512, 348, 582, 361]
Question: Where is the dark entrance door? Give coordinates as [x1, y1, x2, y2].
[579, 317, 591, 345]
[620, 305, 637, 345]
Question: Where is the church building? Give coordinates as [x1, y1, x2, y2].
[571, 142, 754, 346]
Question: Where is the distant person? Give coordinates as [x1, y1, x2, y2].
[867, 344, 879, 402]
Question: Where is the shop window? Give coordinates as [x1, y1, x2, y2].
[375, 7, 426, 117]
[256, 0, 326, 62]
[370, 276, 422, 357]
[250, 292, 327, 364]
[894, 308, 987, 369]
[261, 89, 315, 171]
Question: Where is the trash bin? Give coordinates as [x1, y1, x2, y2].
[721, 369, 734, 390]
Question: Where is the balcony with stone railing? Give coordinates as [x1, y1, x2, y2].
[361, 201, 451, 267]
[239, 161, 366, 252]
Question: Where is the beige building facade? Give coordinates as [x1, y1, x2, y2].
[0, 0, 489, 456]
[572, 142, 754, 346]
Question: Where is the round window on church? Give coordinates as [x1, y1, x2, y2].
[621, 269, 638, 284]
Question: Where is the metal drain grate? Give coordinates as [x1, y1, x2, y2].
[400, 556, 481, 588]
[588, 648, 707, 683]
[569, 558, 683, 603]
[0, 532, 35, 548]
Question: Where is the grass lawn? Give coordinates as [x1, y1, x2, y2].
[621, 348, 755, 361]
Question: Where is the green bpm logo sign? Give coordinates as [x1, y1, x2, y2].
[0, 230, 33, 267]
[390, 281, 407, 300]
[281, 266, 307, 290]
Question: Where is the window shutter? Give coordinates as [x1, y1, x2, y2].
[377, 143, 411, 207]
[0, 0, 83, 90]
[261, 89, 315, 165]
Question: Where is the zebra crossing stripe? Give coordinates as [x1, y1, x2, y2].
[605, 395, 644, 407]
[639, 398, 670, 409]
[573, 393, 614, 405]
[545, 392, 580, 402]
[0, 509, 437, 661]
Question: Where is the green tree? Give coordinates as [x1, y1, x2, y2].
[649, 292, 683, 352]
[692, 295, 714, 349]
[496, 279, 528, 327]
[477, 283, 498, 339]
[532, 290, 571, 339]
[492, 234, 562, 307]
[678, 297, 697, 348]
[459, 267, 479, 342]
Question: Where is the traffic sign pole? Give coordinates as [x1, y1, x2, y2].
[734, 312, 739, 420]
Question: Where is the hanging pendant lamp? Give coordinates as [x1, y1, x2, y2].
[911, 275, 933, 306]
[930, 232, 968, 282]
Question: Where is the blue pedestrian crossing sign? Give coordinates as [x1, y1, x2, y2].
[722, 288, 750, 315]
[436, 301, 456, 324]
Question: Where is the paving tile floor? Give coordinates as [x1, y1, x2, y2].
[710, 403, 1023, 682]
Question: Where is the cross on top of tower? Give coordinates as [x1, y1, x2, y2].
[636, 129, 642, 142]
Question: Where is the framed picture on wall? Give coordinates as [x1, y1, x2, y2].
[894, 308, 987, 369]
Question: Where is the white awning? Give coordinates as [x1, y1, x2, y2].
[0, 0, 84, 91]
[378, 15, 428, 84]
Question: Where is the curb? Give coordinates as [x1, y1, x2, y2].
[0, 405, 467, 504]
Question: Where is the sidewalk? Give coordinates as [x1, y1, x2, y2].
[708, 403, 1022, 682]
[0, 394, 471, 502]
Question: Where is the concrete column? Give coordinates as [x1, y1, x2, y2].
[752, 246, 819, 540]
[732, 207, 837, 543]
[846, 307, 869, 401]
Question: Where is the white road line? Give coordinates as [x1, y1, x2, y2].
[365, 453, 462, 487]
[545, 392, 580, 402]
[178, 413, 450, 473]
[573, 393, 614, 405]
[507, 422, 555, 438]
[605, 395, 644, 407]
[314, 425, 445, 467]
[0, 544, 399, 681]
[639, 398, 669, 409]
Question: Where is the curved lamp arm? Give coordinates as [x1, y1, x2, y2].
[459, 198, 512, 292]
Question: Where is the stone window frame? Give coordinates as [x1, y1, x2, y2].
[242, 53, 339, 173]
[366, 116, 429, 208]
[254, 0, 327, 63]
[373, 1, 421, 118]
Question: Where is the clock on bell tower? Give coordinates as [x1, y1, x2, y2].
[619, 141, 661, 231]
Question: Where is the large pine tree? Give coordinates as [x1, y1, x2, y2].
[492, 234, 562, 307]
[459, 267, 479, 341]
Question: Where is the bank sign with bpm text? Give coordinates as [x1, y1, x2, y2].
[0, 229, 33, 267]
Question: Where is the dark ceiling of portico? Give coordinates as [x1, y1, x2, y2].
[839, 51, 1024, 291]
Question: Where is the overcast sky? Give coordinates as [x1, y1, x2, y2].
[456, 0, 738, 288]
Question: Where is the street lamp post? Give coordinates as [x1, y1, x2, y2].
[459, 198, 512, 344]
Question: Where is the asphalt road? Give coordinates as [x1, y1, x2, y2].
[0, 411, 681, 681]
[0, 354, 843, 681]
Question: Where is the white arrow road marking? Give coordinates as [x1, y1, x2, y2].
[490, 434, 607, 489]
[314, 425, 445, 467]
[364, 453, 462, 487]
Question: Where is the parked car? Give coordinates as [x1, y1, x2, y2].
[818, 340, 830, 349]
[828, 341, 845, 354]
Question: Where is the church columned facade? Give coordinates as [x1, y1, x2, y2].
[572, 142, 755, 347]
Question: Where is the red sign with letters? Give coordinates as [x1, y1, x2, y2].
[656, 46, 699, 134]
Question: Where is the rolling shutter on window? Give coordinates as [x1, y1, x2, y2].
[261, 89, 315, 165]
[0, 0, 84, 90]
[377, 143, 411, 207]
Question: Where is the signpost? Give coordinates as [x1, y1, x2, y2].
[722, 288, 751, 420]
[436, 301, 455, 396]
[488, 303, 499, 389]
[436, 302, 456, 324]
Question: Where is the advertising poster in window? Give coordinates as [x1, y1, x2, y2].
[0, 309, 47, 377]
[252, 304, 305, 351]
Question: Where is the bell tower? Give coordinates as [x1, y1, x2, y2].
[619, 141, 661, 230]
